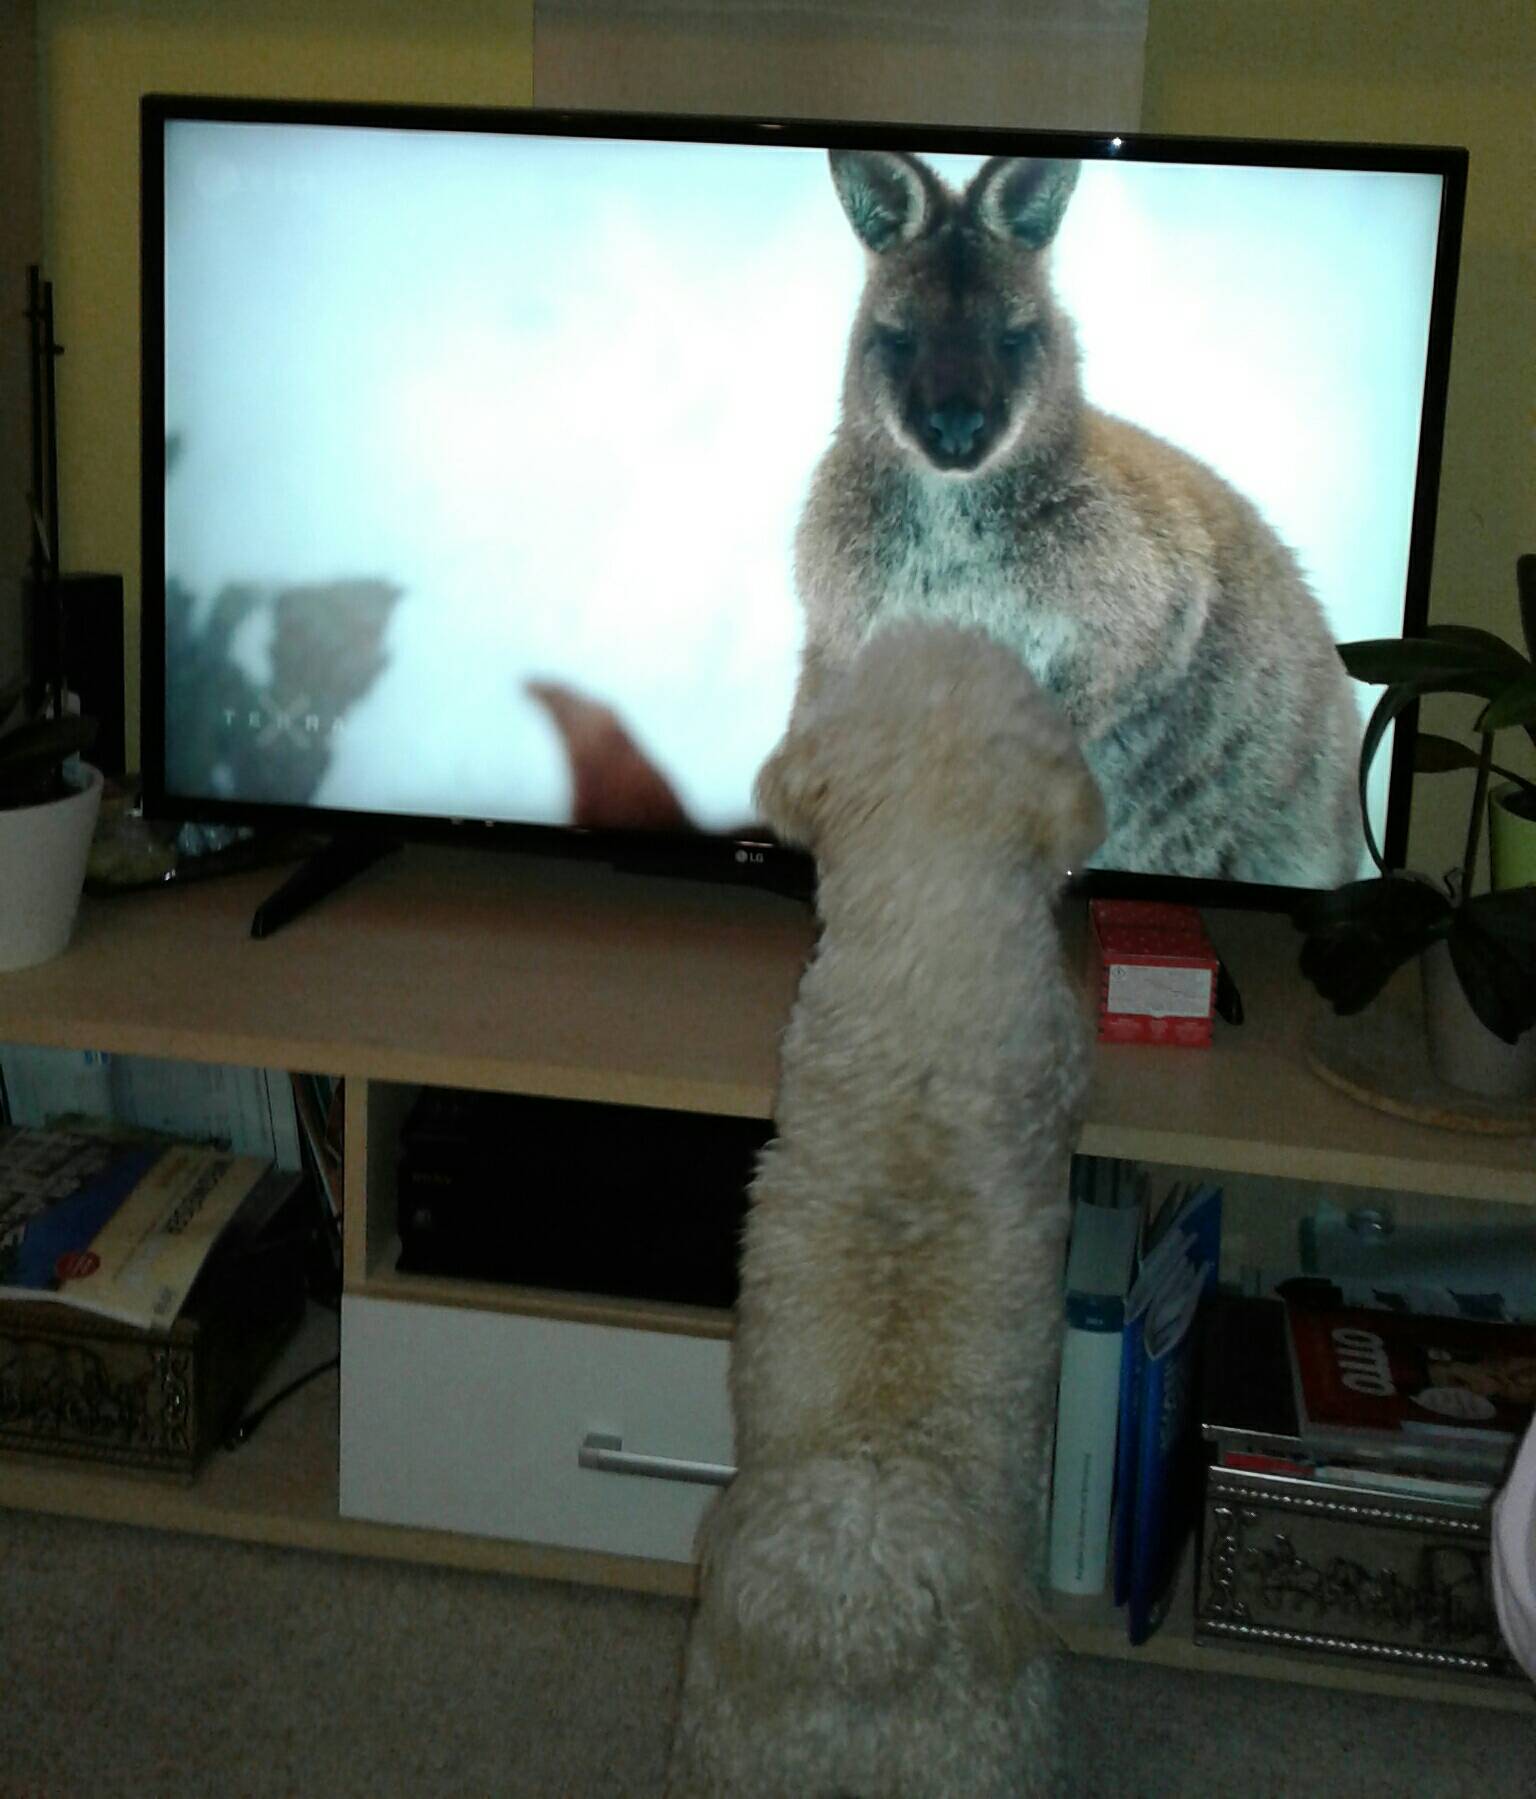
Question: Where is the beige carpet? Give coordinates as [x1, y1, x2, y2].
[3, 1509, 1533, 1797]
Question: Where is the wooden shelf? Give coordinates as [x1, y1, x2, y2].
[0, 843, 1531, 1706]
[0, 848, 1527, 1199]
[1046, 1556, 1534, 1715]
[1078, 908, 1535, 1203]
[0, 846, 812, 1116]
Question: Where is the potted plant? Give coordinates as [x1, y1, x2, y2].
[0, 679, 101, 972]
[1488, 556, 1536, 892]
[1294, 554, 1536, 1098]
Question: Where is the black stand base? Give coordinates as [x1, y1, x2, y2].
[250, 834, 398, 939]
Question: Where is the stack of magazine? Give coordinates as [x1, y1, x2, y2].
[1205, 1285, 1536, 1504]
[0, 1123, 284, 1333]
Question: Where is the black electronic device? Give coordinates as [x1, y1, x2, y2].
[58, 572, 127, 776]
[395, 1087, 771, 1310]
[140, 95, 1466, 927]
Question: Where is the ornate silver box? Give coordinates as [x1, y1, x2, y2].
[0, 1171, 307, 1482]
[1196, 1462, 1521, 1684]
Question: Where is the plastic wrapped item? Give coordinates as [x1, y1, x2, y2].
[1301, 1200, 1536, 1321]
[1492, 1414, 1536, 1683]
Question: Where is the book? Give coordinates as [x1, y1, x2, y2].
[1111, 1181, 1222, 1642]
[1046, 1169, 1143, 1595]
[1201, 1294, 1508, 1504]
[1311, 1463, 1493, 1506]
[0, 1124, 277, 1332]
[1201, 1293, 1307, 1461]
[1287, 1303, 1536, 1481]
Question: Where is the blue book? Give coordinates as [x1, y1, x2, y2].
[1111, 1182, 1222, 1630]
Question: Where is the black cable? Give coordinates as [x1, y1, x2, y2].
[224, 1353, 339, 1450]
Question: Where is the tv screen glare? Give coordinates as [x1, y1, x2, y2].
[142, 99, 1465, 902]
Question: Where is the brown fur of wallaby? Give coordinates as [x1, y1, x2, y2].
[786, 149, 1361, 887]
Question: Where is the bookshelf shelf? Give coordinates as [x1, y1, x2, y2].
[0, 843, 1531, 1703]
[1046, 1558, 1532, 1714]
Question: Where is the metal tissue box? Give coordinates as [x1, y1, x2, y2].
[1196, 1463, 1521, 1685]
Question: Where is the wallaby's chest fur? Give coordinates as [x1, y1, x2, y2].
[789, 149, 1362, 887]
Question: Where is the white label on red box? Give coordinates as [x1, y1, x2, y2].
[1106, 963, 1214, 1019]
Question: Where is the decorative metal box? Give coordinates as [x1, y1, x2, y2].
[0, 1172, 307, 1483]
[1196, 1462, 1522, 1685]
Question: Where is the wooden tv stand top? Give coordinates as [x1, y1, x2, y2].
[0, 842, 1528, 1201]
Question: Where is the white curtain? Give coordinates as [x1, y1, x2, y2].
[533, 0, 1146, 131]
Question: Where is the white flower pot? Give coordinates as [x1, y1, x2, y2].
[0, 763, 103, 973]
[1421, 937, 1536, 1101]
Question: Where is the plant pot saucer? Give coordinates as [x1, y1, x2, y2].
[1305, 1006, 1536, 1136]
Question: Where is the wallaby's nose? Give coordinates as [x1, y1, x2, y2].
[925, 401, 986, 461]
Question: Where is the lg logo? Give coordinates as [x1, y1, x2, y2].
[735, 848, 765, 865]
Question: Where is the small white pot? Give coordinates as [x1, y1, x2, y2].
[0, 763, 103, 973]
[1489, 782, 1536, 892]
[1421, 937, 1536, 1101]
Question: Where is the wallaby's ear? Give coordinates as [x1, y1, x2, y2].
[968, 157, 1080, 250]
[829, 150, 938, 253]
[753, 726, 829, 851]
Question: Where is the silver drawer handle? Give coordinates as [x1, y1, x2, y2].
[578, 1431, 734, 1487]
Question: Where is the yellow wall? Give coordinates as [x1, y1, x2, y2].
[1144, 0, 1536, 877]
[36, 0, 533, 760]
[37, 0, 1532, 878]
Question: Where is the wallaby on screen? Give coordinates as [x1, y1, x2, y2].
[787, 150, 1362, 886]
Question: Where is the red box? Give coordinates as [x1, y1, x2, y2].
[1091, 900, 1219, 1047]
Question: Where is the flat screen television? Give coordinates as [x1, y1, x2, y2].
[140, 96, 1466, 924]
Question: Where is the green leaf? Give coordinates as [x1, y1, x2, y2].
[1293, 875, 1453, 1016]
[1517, 554, 1536, 665]
[1413, 731, 1484, 774]
[1477, 674, 1536, 733]
[1411, 735, 1536, 811]
[1448, 891, 1536, 1042]
[1356, 684, 1424, 871]
[1339, 636, 1523, 689]
[1423, 623, 1533, 677]
[1294, 873, 1451, 936]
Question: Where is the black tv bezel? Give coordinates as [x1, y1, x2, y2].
[139, 93, 1467, 911]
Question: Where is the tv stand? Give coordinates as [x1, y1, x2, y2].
[250, 833, 398, 939]
[0, 843, 1530, 1710]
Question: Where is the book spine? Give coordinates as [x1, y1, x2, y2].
[1111, 1311, 1146, 1606]
[1048, 1291, 1126, 1595]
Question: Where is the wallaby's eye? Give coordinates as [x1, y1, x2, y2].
[872, 324, 916, 364]
[1000, 325, 1040, 358]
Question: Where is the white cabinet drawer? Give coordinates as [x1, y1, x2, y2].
[339, 1294, 734, 1563]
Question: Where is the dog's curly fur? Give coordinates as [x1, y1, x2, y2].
[667, 621, 1104, 1798]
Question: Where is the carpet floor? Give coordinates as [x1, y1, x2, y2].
[3, 1510, 1533, 1797]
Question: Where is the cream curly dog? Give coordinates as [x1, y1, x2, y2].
[668, 620, 1104, 1798]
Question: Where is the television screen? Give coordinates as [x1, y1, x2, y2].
[142, 99, 1464, 901]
